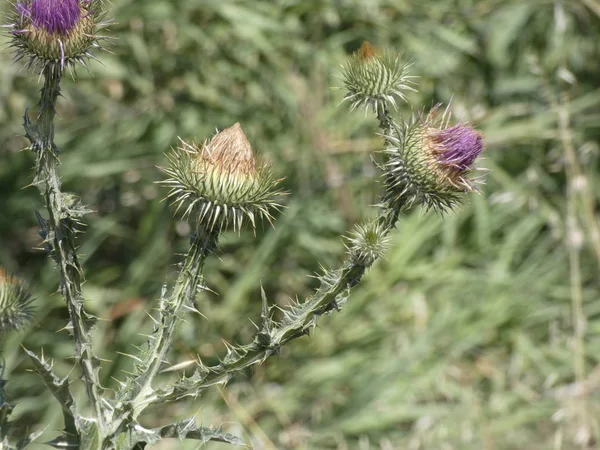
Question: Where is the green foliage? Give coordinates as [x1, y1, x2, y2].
[1, 0, 599, 449]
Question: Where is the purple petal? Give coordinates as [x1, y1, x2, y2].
[30, 0, 81, 35]
[16, 1, 32, 20]
[432, 124, 483, 170]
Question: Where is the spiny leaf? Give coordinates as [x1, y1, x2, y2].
[24, 348, 78, 437]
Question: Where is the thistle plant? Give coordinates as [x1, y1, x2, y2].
[0, 0, 486, 444]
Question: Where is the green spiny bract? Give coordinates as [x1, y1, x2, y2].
[340, 41, 416, 113]
[160, 122, 284, 232]
[0, 268, 34, 334]
[8, 0, 110, 74]
[346, 221, 391, 267]
[382, 105, 484, 213]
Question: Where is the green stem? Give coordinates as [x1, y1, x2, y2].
[376, 202, 400, 230]
[150, 200, 399, 406]
[120, 228, 218, 415]
[374, 103, 403, 225]
[376, 103, 393, 134]
[24, 66, 104, 435]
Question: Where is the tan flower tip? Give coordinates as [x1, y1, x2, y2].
[0, 268, 11, 283]
[204, 122, 257, 177]
[161, 122, 283, 232]
[357, 41, 380, 60]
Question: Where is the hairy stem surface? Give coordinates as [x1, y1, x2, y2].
[117, 228, 219, 416]
[24, 65, 104, 436]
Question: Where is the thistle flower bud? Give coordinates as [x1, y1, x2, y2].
[160, 123, 283, 232]
[340, 41, 416, 113]
[7, 0, 109, 72]
[383, 105, 484, 212]
[346, 221, 390, 267]
[0, 268, 34, 334]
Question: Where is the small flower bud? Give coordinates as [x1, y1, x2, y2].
[0, 268, 35, 334]
[8, 0, 110, 72]
[160, 123, 284, 232]
[383, 105, 484, 212]
[340, 41, 416, 113]
[346, 221, 390, 267]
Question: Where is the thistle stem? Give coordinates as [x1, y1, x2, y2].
[150, 200, 400, 406]
[376, 104, 393, 134]
[24, 65, 104, 434]
[124, 227, 219, 415]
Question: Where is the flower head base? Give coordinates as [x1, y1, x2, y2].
[160, 123, 284, 232]
[0, 268, 34, 334]
[8, 0, 110, 72]
[340, 41, 416, 113]
[383, 105, 484, 212]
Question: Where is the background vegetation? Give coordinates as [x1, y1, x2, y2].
[1, 0, 600, 448]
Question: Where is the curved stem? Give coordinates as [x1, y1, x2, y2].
[150, 199, 400, 406]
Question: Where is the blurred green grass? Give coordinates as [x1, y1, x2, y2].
[1, 0, 600, 448]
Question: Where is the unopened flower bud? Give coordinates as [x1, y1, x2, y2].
[0, 268, 34, 334]
[160, 123, 283, 232]
[383, 105, 484, 212]
[340, 41, 416, 113]
[8, 0, 109, 72]
[346, 221, 390, 267]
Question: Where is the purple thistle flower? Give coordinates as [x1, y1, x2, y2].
[9, 0, 109, 73]
[382, 105, 485, 212]
[17, 0, 82, 35]
[431, 124, 483, 171]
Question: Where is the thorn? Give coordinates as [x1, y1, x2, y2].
[248, 318, 259, 330]
[138, 333, 155, 340]
[115, 352, 143, 363]
[144, 310, 159, 325]
[160, 360, 197, 373]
